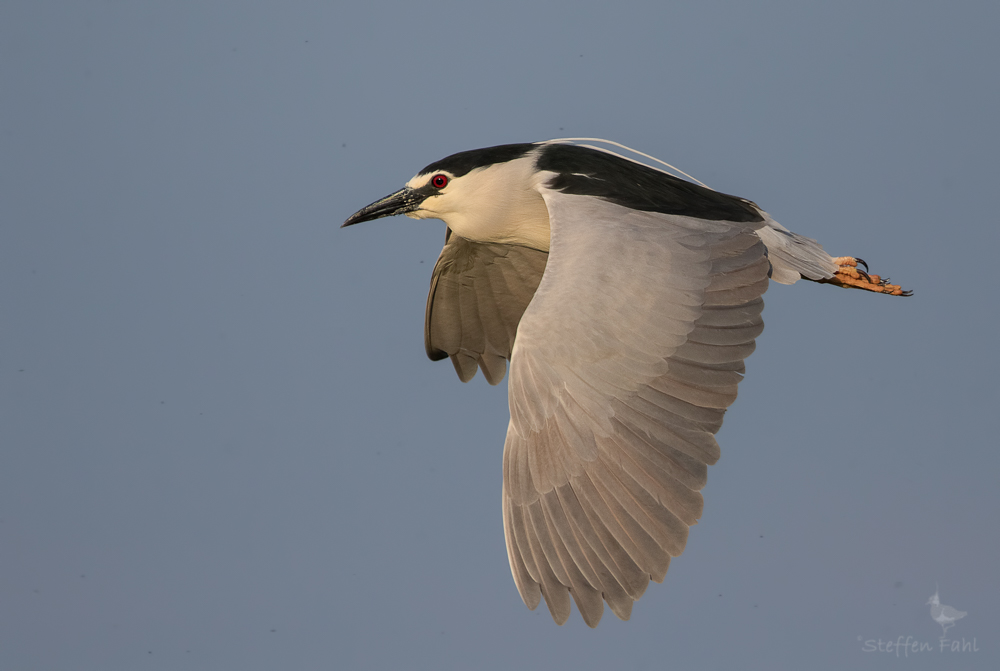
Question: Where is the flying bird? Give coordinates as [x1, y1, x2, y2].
[342, 139, 909, 627]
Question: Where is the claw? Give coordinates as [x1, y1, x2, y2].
[823, 256, 910, 296]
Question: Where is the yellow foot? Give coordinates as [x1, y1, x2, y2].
[825, 257, 912, 296]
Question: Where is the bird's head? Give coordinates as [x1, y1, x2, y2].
[343, 143, 551, 251]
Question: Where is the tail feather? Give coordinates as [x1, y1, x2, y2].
[755, 215, 838, 284]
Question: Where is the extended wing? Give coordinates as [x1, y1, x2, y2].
[502, 192, 769, 626]
[425, 228, 547, 385]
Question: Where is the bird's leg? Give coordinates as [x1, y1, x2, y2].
[820, 256, 912, 296]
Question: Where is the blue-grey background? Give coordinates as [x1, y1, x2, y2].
[2, 2, 997, 669]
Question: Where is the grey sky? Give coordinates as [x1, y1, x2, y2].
[2, 2, 997, 669]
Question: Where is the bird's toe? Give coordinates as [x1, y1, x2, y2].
[825, 257, 911, 296]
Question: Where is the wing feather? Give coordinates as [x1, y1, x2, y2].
[425, 230, 547, 384]
[553, 483, 648, 604]
[502, 495, 541, 609]
[502, 193, 768, 626]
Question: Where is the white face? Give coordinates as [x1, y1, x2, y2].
[403, 155, 552, 251]
[403, 171, 453, 220]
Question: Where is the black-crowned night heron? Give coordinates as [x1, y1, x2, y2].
[343, 139, 909, 627]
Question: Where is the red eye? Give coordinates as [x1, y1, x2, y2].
[431, 174, 448, 189]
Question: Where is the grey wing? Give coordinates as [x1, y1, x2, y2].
[502, 193, 769, 627]
[425, 228, 548, 385]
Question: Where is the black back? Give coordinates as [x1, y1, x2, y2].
[536, 144, 764, 222]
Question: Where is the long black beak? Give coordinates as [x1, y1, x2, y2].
[342, 187, 426, 227]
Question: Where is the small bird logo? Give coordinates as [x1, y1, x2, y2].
[927, 585, 967, 637]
